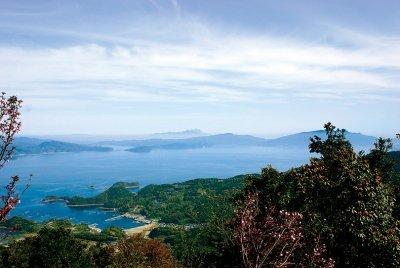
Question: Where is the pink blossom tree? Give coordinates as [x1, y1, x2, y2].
[234, 190, 334, 267]
[0, 92, 24, 222]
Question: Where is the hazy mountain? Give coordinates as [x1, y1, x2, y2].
[264, 130, 378, 149]
[31, 129, 207, 144]
[14, 137, 112, 155]
[146, 129, 207, 139]
[114, 130, 380, 153]
[15, 129, 384, 155]
[101, 133, 265, 147]
[13, 137, 45, 147]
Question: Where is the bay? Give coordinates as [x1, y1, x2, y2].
[1, 146, 310, 229]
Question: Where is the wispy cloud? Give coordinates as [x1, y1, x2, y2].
[170, 0, 181, 16]
[1, 21, 399, 110]
[146, 0, 161, 11]
[0, 0, 399, 135]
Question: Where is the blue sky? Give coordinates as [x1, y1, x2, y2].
[0, 0, 399, 136]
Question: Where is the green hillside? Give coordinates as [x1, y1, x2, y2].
[66, 183, 135, 207]
[56, 175, 251, 224]
[130, 175, 248, 224]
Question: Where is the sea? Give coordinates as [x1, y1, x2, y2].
[1, 146, 310, 229]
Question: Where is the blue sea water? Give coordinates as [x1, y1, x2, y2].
[1, 146, 310, 229]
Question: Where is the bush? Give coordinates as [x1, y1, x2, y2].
[111, 234, 178, 268]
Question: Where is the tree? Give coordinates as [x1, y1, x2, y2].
[1, 226, 93, 267]
[363, 137, 395, 183]
[0, 92, 24, 222]
[290, 123, 400, 266]
[111, 234, 178, 268]
[237, 123, 400, 267]
[158, 221, 240, 268]
[234, 190, 303, 268]
[234, 189, 333, 268]
[101, 226, 126, 240]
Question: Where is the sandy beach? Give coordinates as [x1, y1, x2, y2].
[124, 222, 157, 237]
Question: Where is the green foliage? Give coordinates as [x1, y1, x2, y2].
[0, 216, 39, 233]
[101, 226, 125, 240]
[45, 219, 73, 229]
[131, 176, 247, 224]
[63, 176, 248, 224]
[364, 137, 396, 183]
[150, 222, 240, 268]
[243, 123, 400, 267]
[88, 244, 114, 268]
[389, 151, 400, 173]
[110, 235, 178, 268]
[67, 183, 135, 207]
[303, 127, 399, 266]
[112, 181, 139, 188]
[1, 227, 93, 268]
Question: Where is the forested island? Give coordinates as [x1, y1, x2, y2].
[14, 137, 112, 155]
[44, 176, 247, 224]
[43, 181, 140, 208]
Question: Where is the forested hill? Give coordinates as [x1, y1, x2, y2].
[14, 137, 112, 155]
[132, 175, 248, 224]
[47, 175, 251, 225]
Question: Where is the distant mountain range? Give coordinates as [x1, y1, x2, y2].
[14, 137, 112, 155]
[103, 130, 382, 153]
[14, 129, 398, 156]
[264, 130, 379, 148]
[29, 129, 207, 144]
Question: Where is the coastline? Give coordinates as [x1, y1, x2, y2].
[121, 212, 156, 236]
[122, 212, 152, 224]
[124, 222, 157, 237]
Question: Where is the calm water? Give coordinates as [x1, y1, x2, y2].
[1, 146, 310, 229]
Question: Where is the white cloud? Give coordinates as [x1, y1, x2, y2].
[0, 18, 399, 114]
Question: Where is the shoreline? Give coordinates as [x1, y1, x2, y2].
[122, 212, 152, 224]
[124, 222, 157, 236]
[67, 204, 104, 207]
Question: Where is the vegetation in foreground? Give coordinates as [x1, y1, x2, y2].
[0, 225, 177, 268]
[0, 218, 125, 245]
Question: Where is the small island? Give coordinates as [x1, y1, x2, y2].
[112, 181, 140, 188]
[42, 181, 140, 207]
[127, 146, 153, 153]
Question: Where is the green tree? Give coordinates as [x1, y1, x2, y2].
[111, 234, 178, 268]
[101, 226, 125, 239]
[2, 227, 93, 268]
[289, 123, 400, 266]
[241, 123, 400, 267]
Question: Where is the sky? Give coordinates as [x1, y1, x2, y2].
[0, 0, 399, 137]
